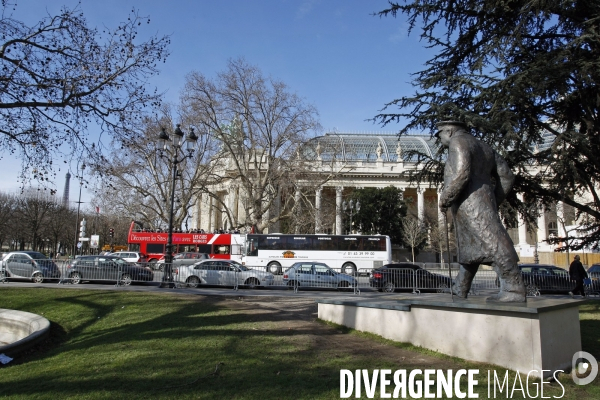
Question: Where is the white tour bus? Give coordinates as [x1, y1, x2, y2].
[242, 234, 392, 275]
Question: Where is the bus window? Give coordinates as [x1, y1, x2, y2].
[342, 237, 359, 251]
[316, 236, 335, 251]
[215, 245, 230, 255]
[247, 237, 258, 256]
[197, 244, 211, 253]
[288, 236, 313, 251]
[128, 244, 140, 252]
[363, 238, 385, 252]
[146, 243, 165, 254]
[259, 235, 285, 250]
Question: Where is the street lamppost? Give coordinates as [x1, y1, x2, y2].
[157, 124, 199, 288]
[342, 199, 360, 234]
[73, 163, 86, 257]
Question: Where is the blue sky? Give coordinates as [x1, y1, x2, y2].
[0, 0, 433, 202]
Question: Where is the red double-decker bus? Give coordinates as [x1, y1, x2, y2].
[126, 221, 244, 263]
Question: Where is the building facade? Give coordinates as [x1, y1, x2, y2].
[193, 131, 584, 263]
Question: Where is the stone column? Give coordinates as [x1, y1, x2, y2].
[557, 201, 566, 238]
[315, 187, 322, 234]
[190, 195, 200, 230]
[537, 207, 547, 244]
[437, 191, 445, 229]
[230, 185, 239, 227]
[208, 196, 214, 232]
[294, 189, 301, 234]
[335, 187, 343, 235]
[270, 190, 281, 233]
[417, 188, 425, 225]
[517, 193, 529, 246]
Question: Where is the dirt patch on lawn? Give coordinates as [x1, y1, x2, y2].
[209, 295, 461, 370]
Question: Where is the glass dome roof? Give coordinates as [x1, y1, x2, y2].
[304, 132, 440, 162]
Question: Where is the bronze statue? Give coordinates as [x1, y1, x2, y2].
[437, 121, 526, 302]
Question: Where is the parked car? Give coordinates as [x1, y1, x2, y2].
[582, 264, 600, 294]
[1, 251, 61, 283]
[519, 264, 572, 295]
[587, 264, 600, 277]
[282, 261, 357, 290]
[369, 263, 452, 293]
[109, 251, 148, 264]
[175, 259, 274, 289]
[153, 252, 210, 271]
[65, 255, 154, 285]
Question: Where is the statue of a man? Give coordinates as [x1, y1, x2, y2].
[437, 121, 526, 302]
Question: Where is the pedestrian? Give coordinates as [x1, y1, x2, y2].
[569, 255, 588, 297]
[437, 121, 526, 302]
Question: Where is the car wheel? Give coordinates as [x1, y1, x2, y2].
[384, 281, 395, 293]
[526, 283, 539, 297]
[70, 272, 82, 285]
[342, 262, 356, 275]
[267, 261, 281, 274]
[186, 276, 200, 288]
[287, 280, 299, 289]
[120, 273, 132, 286]
[435, 282, 449, 293]
[32, 272, 44, 284]
[245, 277, 260, 289]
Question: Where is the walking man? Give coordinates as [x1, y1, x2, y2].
[569, 255, 587, 297]
[437, 121, 526, 302]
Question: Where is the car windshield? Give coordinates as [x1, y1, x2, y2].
[28, 252, 47, 259]
[228, 261, 248, 271]
[173, 253, 184, 259]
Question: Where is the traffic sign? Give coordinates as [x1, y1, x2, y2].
[77, 242, 82, 249]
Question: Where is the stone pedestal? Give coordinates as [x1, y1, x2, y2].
[317, 296, 586, 378]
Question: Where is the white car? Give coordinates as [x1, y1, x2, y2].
[175, 259, 274, 289]
[109, 251, 147, 264]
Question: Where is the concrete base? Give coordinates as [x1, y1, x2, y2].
[317, 296, 586, 378]
[0, 309, 50, 357]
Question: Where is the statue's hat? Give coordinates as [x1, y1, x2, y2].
[435, 121, 467, 137]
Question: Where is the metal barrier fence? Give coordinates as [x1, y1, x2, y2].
[2, 257, 597, 297]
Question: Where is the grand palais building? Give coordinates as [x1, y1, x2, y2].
[192, 131, 595, 266]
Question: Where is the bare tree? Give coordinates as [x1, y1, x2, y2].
[0, 3, 170, 186]
[0, 192, 16, 249]
[14, 189, 57, 250]
[181, 58, 322, 233]
[401, 216, 427, 263]
[44, 202, 76, 256]
[91, 106, 217, 230]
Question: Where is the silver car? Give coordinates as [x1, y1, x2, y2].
[175, 259, 274, 289]
[282, 261, 357, 289]
[1, 251, 61, 283]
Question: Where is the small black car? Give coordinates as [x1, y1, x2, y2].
[66, 255, 154, 285]
[369, 263, 452, 293]
[519, 264, 572, 295]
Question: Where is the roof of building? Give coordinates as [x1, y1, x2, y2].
[305, 129, 556, 162]
[304, 132, 439, 162]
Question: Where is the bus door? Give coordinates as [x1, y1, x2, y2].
[229, 234, 245, 263]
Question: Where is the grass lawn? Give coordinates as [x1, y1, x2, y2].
[0, 287, 598, 399]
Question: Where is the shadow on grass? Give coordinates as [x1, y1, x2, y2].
[0, 289, 362, 399]
[0, 289, 598, 399]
